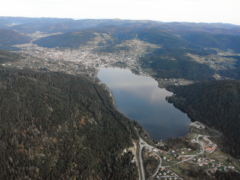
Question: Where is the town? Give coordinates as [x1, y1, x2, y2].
[133, 121, 240, 180]
[9, 32, 158, 78]
[2, 31, 237, 89]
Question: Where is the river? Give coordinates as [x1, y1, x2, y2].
[98, 67, 191, 140]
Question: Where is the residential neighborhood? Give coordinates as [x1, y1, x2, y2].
[135, 121, 240, 180]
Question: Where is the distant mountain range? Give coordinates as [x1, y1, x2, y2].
[32, 25, 240, 52]
[1, 17, 240, 81]
[0, 16, 240, 35]
[0, 19, 12, 29]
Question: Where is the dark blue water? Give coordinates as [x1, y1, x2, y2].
[98, 67, 191, 140]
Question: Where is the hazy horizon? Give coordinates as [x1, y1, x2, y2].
[1, 16, 240, 27]
[1, 0, 240, 26]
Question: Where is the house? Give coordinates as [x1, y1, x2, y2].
[206, 147, 212, 152]
[155, 156, 159, 160]
[209, 169, 215, 174]
[163, 156, 166, 160]
[210, 159, 215, 162]
[159, 142, 164, 147]
[224, 167, 229, 172]
[205, 162, 209, 165]
[188, 148, 191, 151]
[212, 146, 217, 150]
[153, 148, 158, 152]
[199, 163, 203, 166]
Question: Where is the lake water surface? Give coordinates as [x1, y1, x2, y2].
[98, 67, 191, 140]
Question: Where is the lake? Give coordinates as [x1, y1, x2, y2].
[98, 67, 191, 140]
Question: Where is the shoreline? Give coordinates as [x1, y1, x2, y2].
[96, 77, 118, 110]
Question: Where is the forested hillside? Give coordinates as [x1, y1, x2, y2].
[0, 19, 10, 29]
[166, 80, 240, 158]
[0, 29, 31, 50]
[179, 32, 240, 53]
[140, 48, 215, 81]
[218, 56, 240, 79]
[8, 18, 73, 33]
[33, 31, 96, 48]
[0, 50, 23, 63]
[0, 67, 138, 179]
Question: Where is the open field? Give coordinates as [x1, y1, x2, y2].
[171, 162, 200, 180]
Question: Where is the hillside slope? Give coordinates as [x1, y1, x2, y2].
[0, 66, 138, 179]
[166, 80, 240, 158]
[0, 29, 31, 50]
[33, 31, 96, 48]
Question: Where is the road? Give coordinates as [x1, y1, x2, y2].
[133, 140, 141, 180]
[135, 127, 169, 180]
[134, 125, 224, 180]
[147, 152, 162, 180]
[135, 126, 182, 180]
[134, 127, 146, 180]
[138, 136, 146, 180]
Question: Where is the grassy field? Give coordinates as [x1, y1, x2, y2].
[198, 138, 209, 147]
[186, 149, 200, 155]
[188, 133, 198, 139]
[204, 149, 240, 171]
[171, 162, 200, 180]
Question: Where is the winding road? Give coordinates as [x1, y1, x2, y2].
[135, 125, 223, 180]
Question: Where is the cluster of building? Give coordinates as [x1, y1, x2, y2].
[196, 158, 236, 174]
[155, 168, 182, 180]
[156, 141, 164, 147]
[190, 122, 206, 129]
[205, 145, 217, 153]
[12, 32, 159, 77]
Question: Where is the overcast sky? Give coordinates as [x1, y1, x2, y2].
[1, 0, 240, 25]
